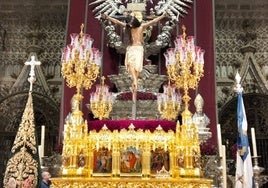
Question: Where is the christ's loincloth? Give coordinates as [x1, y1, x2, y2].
[125, 45, 144, 73]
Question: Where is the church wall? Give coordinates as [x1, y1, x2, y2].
[215, 0, 268, 178]
[0, 0, 68, 186]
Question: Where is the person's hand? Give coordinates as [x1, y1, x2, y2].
[101, 14, 108, 20]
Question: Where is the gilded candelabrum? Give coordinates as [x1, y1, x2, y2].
[157, 81, 181, 120]
[165, 25, 204, 125]
[61, 23, 101, 101]
[164, 25, 205, 177]
[89, 76, 113, 120]
[60, 24, 101, 176]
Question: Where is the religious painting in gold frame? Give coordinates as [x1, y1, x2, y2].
[92, 147, 112, 176]
[120, 146, 142, 176]
[150, 147, 170, 175]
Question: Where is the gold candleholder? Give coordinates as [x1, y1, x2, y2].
[157, 80, 181, 120]
[165, 25, 204, 124]
[165, 25, 205, 177]
[61, 23, 101, 101]
[89, 76, 113, 120]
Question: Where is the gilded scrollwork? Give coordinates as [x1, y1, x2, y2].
[51, 177, 212, 188]
[3, 93, 39, 188]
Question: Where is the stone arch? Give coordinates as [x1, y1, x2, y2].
[0, 91, 60, 155]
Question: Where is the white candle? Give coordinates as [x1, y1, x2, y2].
[222, 145, 227, 188]
[41, 125, 45, 157]
[251, 128, 258, 157]
[38, 145, 43, 164]
[217, 124, 222, 157]
[38, 145, 42, 157]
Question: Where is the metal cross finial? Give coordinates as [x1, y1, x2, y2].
[25, 55, 41, 92]
[234, 71, 243, 93]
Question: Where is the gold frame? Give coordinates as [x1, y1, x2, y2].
[61, 122, 202, 178]
[92, 147, 113, 176]
[150, 147, 170, 175]
[119, 146, 143, 176]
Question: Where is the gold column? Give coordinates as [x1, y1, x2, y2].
[112, 130, 120, 176]
[142, 130, 151, 177]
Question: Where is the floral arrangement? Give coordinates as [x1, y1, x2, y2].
[117, 92, 157, 101]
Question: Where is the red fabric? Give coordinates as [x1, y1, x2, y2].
[61, 0, 216, 145]
[195, 0, 216, 144]
[59, 0, 88, 143]
[88, 120, 176, 132]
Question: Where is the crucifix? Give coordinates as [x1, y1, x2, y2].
[25, 55, 41, 92]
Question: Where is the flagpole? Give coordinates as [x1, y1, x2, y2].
[234, 72, 254, 188]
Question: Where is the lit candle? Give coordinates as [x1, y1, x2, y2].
[251, 128, 258, 157]
[217, 124, 222, 157]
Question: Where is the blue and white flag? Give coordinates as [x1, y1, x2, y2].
[235, 93, 254, 188]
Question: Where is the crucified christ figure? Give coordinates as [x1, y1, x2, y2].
[101, 13, 166, 95]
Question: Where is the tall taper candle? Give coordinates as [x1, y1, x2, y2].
[41, 125, 45, 157]
[38, 145, 42, 162]
[222, 145, 227, 188]
[217, 124, 222, 157]
[251, 127, 257, 157]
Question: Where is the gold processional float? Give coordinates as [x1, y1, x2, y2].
[51, 25, 212, 187]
